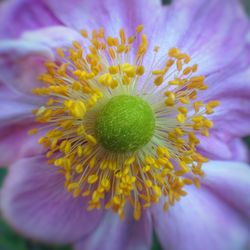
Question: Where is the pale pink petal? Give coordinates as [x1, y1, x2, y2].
[210, 97, 250, 137]
[74, 209, 152, 250]
[0, 123, 44, 166]
[0, 156, 103, 243]
[198, 132, 250, 162]
[0, 83, 43, 167]
[199, 50, 250, 137]
[152, 161, 250, 250]
[203, 51, 250, 100]
[0, 0, 162, 41]
[191, 0, 248, 73]
[0, 0, 61, 38]
[202, 161, 250, 219]
[0, 84, 39, 126]
[0, 26, 84, 95]
[44, 0, 162, 34]
[152, 186, 250, 250]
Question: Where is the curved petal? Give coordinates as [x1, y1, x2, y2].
[210, 96, 250, 137]
[0, 83, 43, 167]
[0, 0, 163, 40]
[0, 83, 39, 126]
[0, 156, 103, 243]
[74, 209, 152, 250]
[44, 0, 162, 34]
[152, 161, 250, 250]
[152, 185, 250, 250]
[0, 0, 61, 38]
[0, 26, 84, 95]
[203, 49, 250, 100]
[158, 0, 250, 74]
[164, 0, 250, 139]
[201, 49, 250, 137]
[202, 161, 250, 220]
[0, 123, 44, 166]
[198, 132, 250, 163]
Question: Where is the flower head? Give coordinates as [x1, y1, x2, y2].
[0, 0, 250, 249]
[29, 25, 219, 220]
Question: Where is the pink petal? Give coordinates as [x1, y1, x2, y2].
[74, 209, 152, 250]
[0, 0, 61, 38]
[44, 0, 162, 33]
[152, 186, 250, 250]
[0, 26, 85, 162]
[199, 49, 250, 137]
[0, 0, 162, 44]
[154, 0, 249, 72]
[0, 82, 44, 167]
[0, 156, 103, 243]
[152, 160, 250, 250]
[163, 0, 250, 139]
[211, 97, 250, 137]
[0, 123, 44, 166]
[0, 84, 39, 126]
[0, 26, 84, 95]
[164, 0, 250, 139]
[198, 132, 250, 162]
[203, 50, 250, 100]
[202, 161, 250, 219]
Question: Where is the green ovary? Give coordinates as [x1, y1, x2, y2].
[95, 95, 155, 153]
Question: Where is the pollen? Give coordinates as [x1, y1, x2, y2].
[30, 25, 219, 220]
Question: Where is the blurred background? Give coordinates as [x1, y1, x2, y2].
[0, 0, 249, 249]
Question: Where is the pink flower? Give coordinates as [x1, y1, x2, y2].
[0, 0, 250, 250]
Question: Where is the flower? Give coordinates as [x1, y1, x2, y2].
[0, 0, 250, 250]
[29, 26, 218, 219]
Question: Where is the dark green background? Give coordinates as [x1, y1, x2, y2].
[0, 0, 250, 249]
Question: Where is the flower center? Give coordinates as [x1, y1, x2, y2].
[95, 95, 155, 152]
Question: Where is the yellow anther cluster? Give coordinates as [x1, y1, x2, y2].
[30, 25, 219, 221]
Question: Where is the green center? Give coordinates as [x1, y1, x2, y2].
[95, 95, 155, 153]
